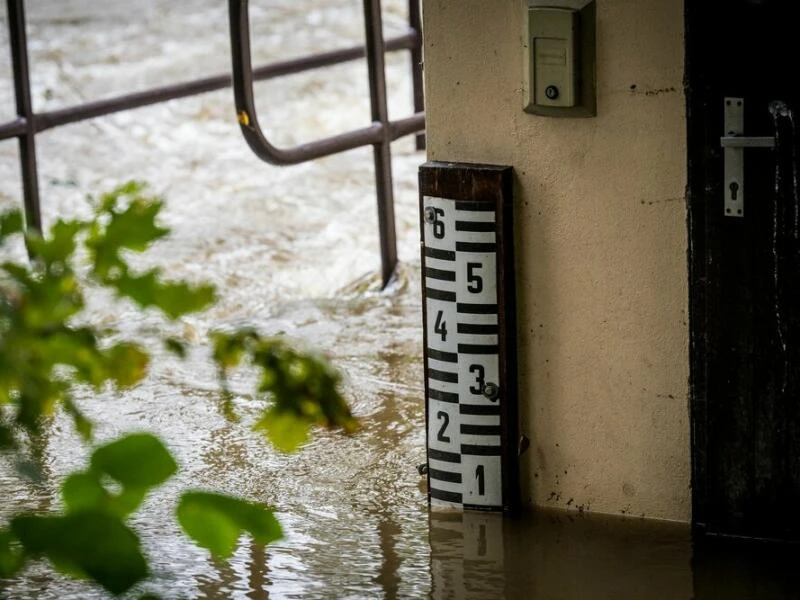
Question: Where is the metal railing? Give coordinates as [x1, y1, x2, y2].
[2, 0, 424, 287]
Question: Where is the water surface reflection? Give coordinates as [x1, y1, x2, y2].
[428, 509, 800, 600]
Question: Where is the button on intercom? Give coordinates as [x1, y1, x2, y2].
[523, 1, 596, 118]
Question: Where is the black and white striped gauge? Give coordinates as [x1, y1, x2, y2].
[419, 162, 518, 513]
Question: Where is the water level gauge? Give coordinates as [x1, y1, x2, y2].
[419, 162, 519, 512]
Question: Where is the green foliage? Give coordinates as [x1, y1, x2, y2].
[1, 432, 284, 594]
[57, 433, 177, 521]
[0, 528, 24, 578]
[10, 512, 147, 595]
[85, 182, 215, 318]
[4, 434, 170, 592]
[0, 211, 23, 238]
[0, 182, 215, 447]
[0, 182, 357, 596]
[212, 329, 358, 452]
[177, 492, 282, 559]
[90, 433, 177, 490]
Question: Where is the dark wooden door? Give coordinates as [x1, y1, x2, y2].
[687, 0, 800, 540]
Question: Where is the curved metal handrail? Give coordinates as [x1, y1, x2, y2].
[228, 0, 424, 166]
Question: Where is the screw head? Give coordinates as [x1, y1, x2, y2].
[424, 206, 436, 224]
[545, 85, 560, 100]
[483, 382, 500, 401]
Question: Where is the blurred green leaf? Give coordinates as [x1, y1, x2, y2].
[0, 211, 23, 240]
[104, 342, 149, 388]
[61, 471, 146, 518]
[101, 197, 169, 253]
[63, 397, 93, 441]
[0, 528, 24, 578]
[90, 434, 177, 490]
[179, 498, 238, 558]
[1, 262, 32, 286]
[177, 492, 281, 559]
[37, 328, 101, 386]
[107, 271, 216, 320]
[62, 472, 108, 513]
[86, 185, 169, 282]
[11, 512, 147, 595]
[26, 220, 83, 266]
[98, 181, 147, 212]
[110, 487, 148, 518]
[254, 409, 311, 453]
[16, 385, 64, 433]
[212, 331, 358, 450]
[210, 330, 250, 369]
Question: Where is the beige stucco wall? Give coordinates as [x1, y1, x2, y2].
[423, 0, 689, 521]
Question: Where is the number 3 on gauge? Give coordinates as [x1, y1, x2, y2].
[469, 364, 485, 395]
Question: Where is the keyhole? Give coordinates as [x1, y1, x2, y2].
[729, 181, 740, 200]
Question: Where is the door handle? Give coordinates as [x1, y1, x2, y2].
[720, 97, 775, 217]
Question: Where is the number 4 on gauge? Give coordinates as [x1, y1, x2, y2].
[434, 310, 448, 341]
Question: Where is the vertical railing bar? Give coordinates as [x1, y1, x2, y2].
[408, 0, 425, 151]
[363, 0, 398, 288]
[7, 0, 41, 232]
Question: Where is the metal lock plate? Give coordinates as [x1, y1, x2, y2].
[721, 97, 775, 217]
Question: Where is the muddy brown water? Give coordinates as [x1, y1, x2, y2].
[2, 1, 800, 598]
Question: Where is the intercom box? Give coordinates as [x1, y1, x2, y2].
[523, 0, 596, 117]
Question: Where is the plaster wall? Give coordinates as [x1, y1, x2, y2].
[422, 0, 689, 520]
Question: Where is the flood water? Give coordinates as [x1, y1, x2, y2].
[2, 1, 800, 599]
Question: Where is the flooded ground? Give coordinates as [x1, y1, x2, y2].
[2, 1, 800, 599]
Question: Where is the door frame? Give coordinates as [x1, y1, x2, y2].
[685, 0, 712, 535]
